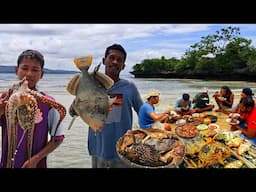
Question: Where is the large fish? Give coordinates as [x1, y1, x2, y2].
[66, 55, 115, 131]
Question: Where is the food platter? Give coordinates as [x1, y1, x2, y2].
[218, 96, 227, 101]
[226, 118, 240, 125]
[175, 123, 199, 138]
[116, 128, 186, 168]
[229, 113, 240, 118]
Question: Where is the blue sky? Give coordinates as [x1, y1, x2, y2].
[0, 24, 256, 75]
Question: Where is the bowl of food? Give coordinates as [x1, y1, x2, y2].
[226, 118, 240, 125]
[176, 119, 186, 126]
[116, 128, 185, 168]
[229, 113, 240, 118]
[208, 123, 220, 130]
[192, 113, 200, 118]
[218, 96, 227, 101]
[197, 124, 208, 130]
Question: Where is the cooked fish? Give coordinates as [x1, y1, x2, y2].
[66, 55, 115, 131]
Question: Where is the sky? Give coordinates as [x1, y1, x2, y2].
[1, 24, 256, 75]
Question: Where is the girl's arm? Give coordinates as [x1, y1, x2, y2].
[21, 137, 63, 168]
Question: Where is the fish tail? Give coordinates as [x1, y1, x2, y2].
[73, 55, 93, 70]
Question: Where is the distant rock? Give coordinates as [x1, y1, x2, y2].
[0, 65, 78, 74]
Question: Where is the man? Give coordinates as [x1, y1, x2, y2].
[175, 93, 192, 115]
[69, 44, 143, 168]
[213, 86, 234, 112]
[192, 87, 214, 113]
[138, 89, 171, 131]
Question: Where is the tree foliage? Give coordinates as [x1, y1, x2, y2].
[131, 26, 256, 77]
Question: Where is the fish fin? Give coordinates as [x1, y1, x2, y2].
[67, 116, 78, 130]
[95, 71, 114, 89]
[92, 62, 114, 89]
[108, 96, 117, 106]
[66, 74, 81, 95]
[73, 55, 93, 71]
[93, 62, 101, 73]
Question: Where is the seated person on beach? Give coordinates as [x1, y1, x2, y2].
[138, 89, 171, 131]
[213, 86, 234, 113]
[230, 96, 256, 143]
[192, 87, 214, 113]
[175, 93, 192, 115]
[228, 87, 255, 115]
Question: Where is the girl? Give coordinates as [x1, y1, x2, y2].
[0, 49, 65, 168]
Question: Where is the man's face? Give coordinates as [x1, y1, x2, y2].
[103, 49, 125, 79]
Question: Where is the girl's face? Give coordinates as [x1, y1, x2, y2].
[239, 104, 253, 113]
[240, 92, 247, 99]
[16, 58, 43, 89]
[220, 88, 226, 96]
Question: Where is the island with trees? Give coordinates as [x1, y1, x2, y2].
[130, 26, 256, 81]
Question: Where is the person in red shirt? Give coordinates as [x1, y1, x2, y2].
[231, 96, 256, 139]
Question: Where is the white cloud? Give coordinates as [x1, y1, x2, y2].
[0, 24, 255, 75]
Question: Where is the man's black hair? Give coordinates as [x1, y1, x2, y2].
[182, 93, 190, 101]
[105, 44, 127, 62]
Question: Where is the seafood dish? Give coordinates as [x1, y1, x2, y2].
[176, 123, 199, 138]
[116, 128, 185, 168]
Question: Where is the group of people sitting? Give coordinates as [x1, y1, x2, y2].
[138, 86, 256, 143]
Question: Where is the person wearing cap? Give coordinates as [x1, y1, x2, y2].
[192, 87, 214, 113]
[213, 86, 234, 112]
[0, 49, 65, 168]
[138, 89, 171, 131]
[175, 93, 192, 115]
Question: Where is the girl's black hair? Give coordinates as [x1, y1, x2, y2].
[240, 96, 255, 108]
[221, 86, 232, 97]
[17, 49, 45, 69]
